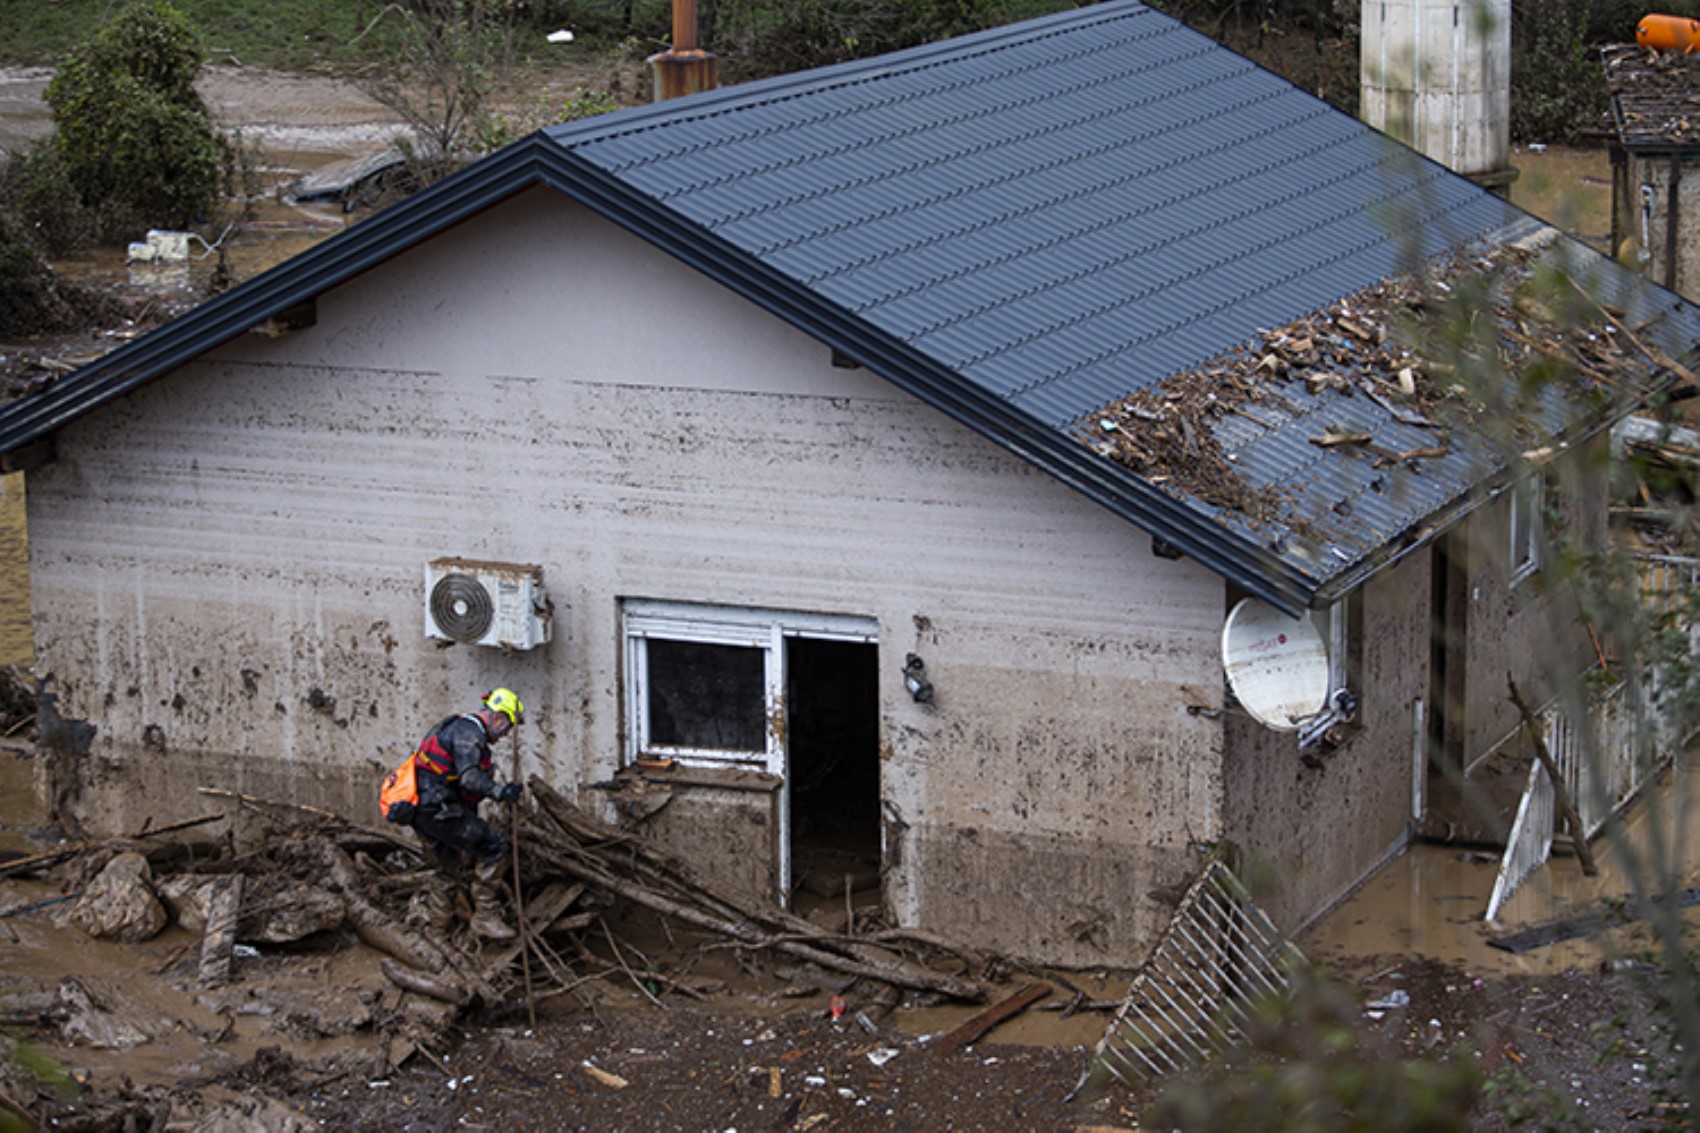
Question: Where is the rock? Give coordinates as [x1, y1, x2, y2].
[185, 1094, 319, 1132]
[158, 873, 218, 932]
[240, 880, 345, 943]
[72, 851, 168, 942]
[55, 977, 151, 1050]
[158, 874, 346, 942]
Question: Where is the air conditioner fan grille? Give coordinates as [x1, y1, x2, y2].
[428, 572, 494, 643]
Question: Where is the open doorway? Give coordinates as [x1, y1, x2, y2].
[785, 637, 881, 904]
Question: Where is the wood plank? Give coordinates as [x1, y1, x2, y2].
[937, 982, 1050, 1051]
[198, 875, 243, 987]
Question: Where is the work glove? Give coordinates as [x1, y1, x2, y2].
[494, 782, 523, 804]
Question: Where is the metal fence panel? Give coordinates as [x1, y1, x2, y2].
[1088, 859, 1304, 1086]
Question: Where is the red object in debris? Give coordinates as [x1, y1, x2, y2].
[1638, 14, 1700, 53]
[830, 995, 846, 1021]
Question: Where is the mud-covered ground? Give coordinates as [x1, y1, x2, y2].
[1, 736, 1691, 1133]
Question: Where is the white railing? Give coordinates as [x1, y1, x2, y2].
[1485, 553, 1694, 921]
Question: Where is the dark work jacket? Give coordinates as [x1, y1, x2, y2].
[413, 714, 501, 810]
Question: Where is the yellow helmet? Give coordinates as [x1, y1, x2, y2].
[483, 687, 524, 726]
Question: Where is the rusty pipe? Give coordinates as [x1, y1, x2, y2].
[673, 0, 697, 52]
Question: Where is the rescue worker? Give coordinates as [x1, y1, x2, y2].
[408, 687, 526, 941]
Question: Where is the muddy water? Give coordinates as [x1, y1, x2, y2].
[1304, 758, 1700, 980]
[0, 749, 390, 1092]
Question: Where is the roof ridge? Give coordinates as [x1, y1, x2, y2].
[546, 1, 1161, 152]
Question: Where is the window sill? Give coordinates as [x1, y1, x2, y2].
[611, 762, 783, 793]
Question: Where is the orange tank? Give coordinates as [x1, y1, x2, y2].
[1637, 13, 1700, 53]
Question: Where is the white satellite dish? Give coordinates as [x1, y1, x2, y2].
[1221, 598, 1330, 731]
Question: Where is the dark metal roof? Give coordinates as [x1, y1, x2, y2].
[5, 0, 1698, 615]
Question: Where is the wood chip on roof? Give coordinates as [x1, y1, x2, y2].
[1076, 243, 1677, 530]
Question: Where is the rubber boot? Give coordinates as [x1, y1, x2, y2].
[470, 859, 515, 942]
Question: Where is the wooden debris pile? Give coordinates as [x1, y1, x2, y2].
[1602, 42, 1700, 148]
[513, 777, 993, 1005]
[1079, 243, 1690, 529]
[3, 778, 1008, 1067]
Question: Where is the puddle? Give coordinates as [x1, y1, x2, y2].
[1303, 757, 1700, 978]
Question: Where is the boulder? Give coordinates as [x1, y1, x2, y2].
[71, 851, 167, 942]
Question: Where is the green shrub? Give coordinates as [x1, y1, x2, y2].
[0, 213, 122, 337]
[0, 139, 96, 255]
[44, 0, 231, 235]
[1509, 0, 1609, 144]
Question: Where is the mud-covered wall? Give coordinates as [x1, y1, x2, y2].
[1221, 552, 1430, 936]
[1445, 449, 1605, 769]
[24, 186, 1225, 966]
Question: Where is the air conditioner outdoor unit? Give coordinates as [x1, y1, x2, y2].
[424, 558, 552, 650]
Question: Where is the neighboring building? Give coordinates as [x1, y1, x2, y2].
[1605, 42, 1700, 303]
[2, 1, 1696, 967]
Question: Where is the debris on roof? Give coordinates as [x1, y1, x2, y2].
[1602, 43, 1700, 148]
[1078, 243, 1684, 532]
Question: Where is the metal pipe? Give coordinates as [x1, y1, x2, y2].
[673, 0, 697, 51]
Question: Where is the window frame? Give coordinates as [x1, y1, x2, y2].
[622, 599, 877, 774]
[1298, 591, 1362, 750]
[1509, 474, 1543, 587]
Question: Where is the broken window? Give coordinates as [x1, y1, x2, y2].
[644, 639, 767, 752]
[622, 600, 877, 773]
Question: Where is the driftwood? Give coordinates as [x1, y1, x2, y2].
[529, 777, 962, 981]
[198, 787, 417, 853]
[938, 982, 1051, 1050]
[381, 958, 471, 1005]
[1506, 675, 1599, 877]
[297, 837, 495, 1003]
[0, 813, 225, 879]
[525, 778, 989, 1003]
[25, 770, 1002, 1038]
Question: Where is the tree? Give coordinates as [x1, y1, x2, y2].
[42, 0, 230, 237]
[359, 0, 521, 186]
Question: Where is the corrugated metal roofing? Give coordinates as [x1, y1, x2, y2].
[4, 0, 1699, 614]
[557, 8, 1510, 435]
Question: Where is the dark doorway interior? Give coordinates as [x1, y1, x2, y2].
[785, 637, 881, 900]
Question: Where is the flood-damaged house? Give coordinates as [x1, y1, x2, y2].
[2, 0, 1698, 968]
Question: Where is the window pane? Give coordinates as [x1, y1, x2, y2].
[645, 638, 766, 751]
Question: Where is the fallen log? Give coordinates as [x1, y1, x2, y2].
[0, 814, 226, 879]
[523, 775, 986, 986]
[476, 880, 588, 984]
[297, 838, 492, 1004]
